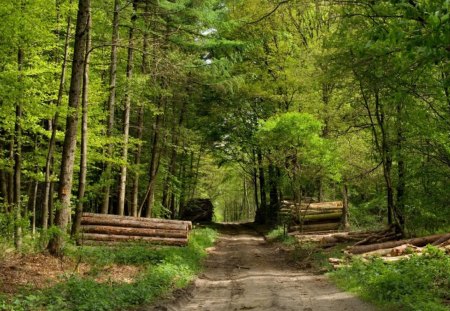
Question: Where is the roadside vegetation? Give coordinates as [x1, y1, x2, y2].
[0, 228, 217, 311]
[331, 246, 450, 311]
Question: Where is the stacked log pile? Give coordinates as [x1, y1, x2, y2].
[79, 213, 192, 246]
[181, 198, 214, 222]
[281, 200, 344, 234]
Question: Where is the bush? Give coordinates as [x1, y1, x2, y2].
[330, 245, 450, 311]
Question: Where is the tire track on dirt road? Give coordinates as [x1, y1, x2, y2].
[146, 224, 377, 311]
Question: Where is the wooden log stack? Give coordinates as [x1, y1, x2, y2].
[79, 213, 192, 246]
[281, 200, 344, 234]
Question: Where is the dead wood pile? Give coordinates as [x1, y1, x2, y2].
[180, 198, 214, 222]
[79, 213, 192, 246]
[323, 230, 450, 269]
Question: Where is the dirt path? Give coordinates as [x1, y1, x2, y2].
[147, 224, 377, 311]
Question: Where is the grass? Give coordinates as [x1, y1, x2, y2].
[266, 226, 297, 246]
[266, 226, 348, 272]
[0, 227, 217, 311]
[330, 245, 450, 311]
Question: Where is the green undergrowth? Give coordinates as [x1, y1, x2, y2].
[0, 227, 217, 311]
[330, 245, 450, 311]
[266, 226, 347, 271]
[266, 226, 297, 246]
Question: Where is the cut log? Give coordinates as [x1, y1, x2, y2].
[282, 208, 343, 214]
[282, 201, 343, 209]
[82, 212, 192, 229]
[81, 233, 188, 246]
[301, 212, 342, 222]
[81, 225, 188, 238]
[308, 201, 343, 209]
[347, 234, 446, 254]
[432, 233, 450, 246]
[289, 223, 340, 233]
[81, 217, 189, 231]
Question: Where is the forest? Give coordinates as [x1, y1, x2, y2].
[0, 0, 449, 310]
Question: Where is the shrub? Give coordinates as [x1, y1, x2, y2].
[330, 246, 450, 310]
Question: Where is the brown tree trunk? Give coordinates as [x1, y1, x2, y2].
[72, 9, 91, 237]
[374, 93, 395, 226]
[31, 179, 38, 236]
[341, 184, 349, 229]
[255, 150, 267, 224]
[0, 142, 8, 210]
[102, 0, 120, 214]
[252, 150, 260, 215]
[143, 113, 162, 218]
[131, 29, 148, 217]
[14, 47, 24, 250]
[42, 2, 72, 230]
[395, 102, 405, 228]
[268, 163, 279, 223]
[118, 1, 137, 216]
[48, 0, 90, 256]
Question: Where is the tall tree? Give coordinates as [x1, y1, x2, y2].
[48, 0, 90, 256]
[101, 0, 120, 214]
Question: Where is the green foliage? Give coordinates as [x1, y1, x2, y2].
[266, 226, 296, 246]
[0, 228, 217, 311]
[331, 246, 450, 310]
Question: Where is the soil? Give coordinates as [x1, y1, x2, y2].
[146, 224, 377, 311]
[0, 252, 140, 294]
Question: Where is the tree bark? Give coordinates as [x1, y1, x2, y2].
[13, 47, 24, 251]
[341, 184, 349, 229]
[348, 234, 446, 255]
[142, 113, 162, 218]
[42, 2, 72, 230]
[395, 101, 405, 228]
[81, 212, 191, 230]
[71, 9, 91, 237]
[252, 150, 260, 215]
[268, 162, 279, 223]
[131, 33, 148, 217]
[255, 150, 267, 224]
[80, 233, 187, 246]
[81, 225, 188, 238]
[48, 0, 90, 256]
[101, 0, 120, 214]
[118, 1, 137, 216]
[31, 179, 38, 235]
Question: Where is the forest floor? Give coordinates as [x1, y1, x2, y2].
[144, 223, 377, 311]
[0, 252, 140, 294]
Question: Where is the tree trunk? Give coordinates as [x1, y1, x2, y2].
[72, 9, 91, 237]
[42, 2, 72, 230]
[102, 0, 120, 214]
[395, 102, 405, 228]
[118, 1, 137, 216]
[252, 150, 260, 215]
[143, 113, 162, 218]
[341, 184, 349, 229]
[0, 142, 8, 210]
[7, 140, 14, 208]
[131, 17, 149, 217]
[256, 150, 267, 224]
[48, 0, 90, 256]
[268, 162, 279, 223]
[14, 47, 24, 251]
[31, 179, 38, 236]
[190, 151, 202, 200]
